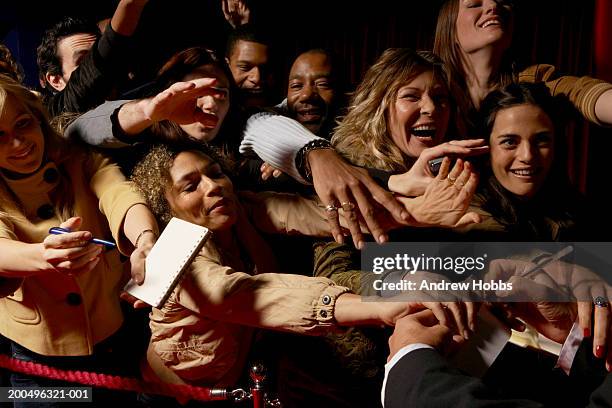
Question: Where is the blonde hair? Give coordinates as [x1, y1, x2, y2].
[332, 49, 450, 172]
[0, 74, 83, 221]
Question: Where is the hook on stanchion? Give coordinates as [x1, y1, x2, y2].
[250, 363, 266, 408]
[248, 363, 282, 408]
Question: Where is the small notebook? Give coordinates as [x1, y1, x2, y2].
[124, 217, 211, 308]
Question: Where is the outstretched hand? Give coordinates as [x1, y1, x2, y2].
[388, 310, 466, 361]
[308, 148, 410, 249]
[221, 0, 251, 28]
[41, 217, 102, 276]
[388, 139, 488, 197]
[487, 257, 612, 368]
[141, 78, 224, 126]
[398, 157, 481, 228]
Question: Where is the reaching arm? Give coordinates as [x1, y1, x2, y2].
[65, 78, 221, 147]
[110, 0, 149, 36]
[46, 0, 149, 116]
[595, 89, 612, 126]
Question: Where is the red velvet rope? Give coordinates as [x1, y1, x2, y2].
[0, 353, 226, 403]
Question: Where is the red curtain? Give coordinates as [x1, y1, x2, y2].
[595, 0, 612, 81]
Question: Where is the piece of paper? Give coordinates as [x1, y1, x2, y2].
[124, 217, 211, 309]
[449, 307, 511, 377]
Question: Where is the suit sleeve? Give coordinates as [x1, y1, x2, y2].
[384, 348, 542, 408]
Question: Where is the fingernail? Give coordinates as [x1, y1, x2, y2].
[358, 241, 365, 250]
[378, 235, 387, 244]
[584, 328, 591, 338]
[401, 211, 410, 221]
[469, 322, 476, 331]
[596, 345, 604, 358]
[335, 234, 344, 244]
[463, 330, 470, 340]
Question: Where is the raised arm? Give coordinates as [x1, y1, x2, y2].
[520, 64, 612, 126]
[47, 0, 150, 116]
[221, 0, 251, 28]
[111, 0, 149, 36]
[65, 78, 221, 148]
[595, 89, 612, 125]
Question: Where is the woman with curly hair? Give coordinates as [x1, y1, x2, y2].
[0, 44, 24, 83]
[128, 138, 476, 401]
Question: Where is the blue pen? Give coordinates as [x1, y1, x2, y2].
[49, 227, 117, 249]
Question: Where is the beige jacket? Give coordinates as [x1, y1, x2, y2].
[0, 153, 146, 356]
[147, 191, 350, 387]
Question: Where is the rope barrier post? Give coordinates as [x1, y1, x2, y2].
[249, 363, 265, 408]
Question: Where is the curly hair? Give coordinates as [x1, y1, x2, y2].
[0, 44, 24, 83]
[130, 140, 231, 227]
[331, 48, 450, 172]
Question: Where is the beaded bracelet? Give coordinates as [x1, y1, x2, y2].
[295, 138, 333, 183]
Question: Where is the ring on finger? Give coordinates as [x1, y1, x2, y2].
[447, 177, 456, 185]
[594, 296, 609, 308]
[341, 201, 356, 211]
[325, 204, 339, 212]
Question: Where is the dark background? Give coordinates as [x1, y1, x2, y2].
[2, 0, 611, 198]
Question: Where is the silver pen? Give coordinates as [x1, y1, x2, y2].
[521, 245, 574, 279]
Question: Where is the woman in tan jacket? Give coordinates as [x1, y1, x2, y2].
[0, 74, 159, 406]
[129, 139, 477, 397]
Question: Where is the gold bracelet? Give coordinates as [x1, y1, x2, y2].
[135, 229, 156, 248]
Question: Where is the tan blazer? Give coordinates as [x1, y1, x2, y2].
[0, 153, 146, 356]
[520, 64, 612, 126]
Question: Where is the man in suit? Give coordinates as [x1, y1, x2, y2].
[383, 308, 612, 408]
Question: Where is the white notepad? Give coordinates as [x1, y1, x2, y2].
[124, 217, 211, 308]
[450, 307, 511, 377]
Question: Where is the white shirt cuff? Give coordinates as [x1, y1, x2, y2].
[381, 343, 434, 407]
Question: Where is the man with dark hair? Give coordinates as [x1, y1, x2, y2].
[285, 48, 342, 138]
[225, 23, 273, 108]
[36, 0, 148, 117]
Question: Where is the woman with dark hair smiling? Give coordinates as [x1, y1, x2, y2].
[461, 81, 593, 241]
